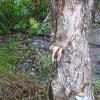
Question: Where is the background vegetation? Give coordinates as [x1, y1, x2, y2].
[0, 0, 50, 35]
[0, 0, 52, 99]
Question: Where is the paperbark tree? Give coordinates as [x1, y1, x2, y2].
[50, 0, 95, 100]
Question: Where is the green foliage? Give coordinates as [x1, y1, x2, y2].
[0, 12, 11, 34]
[29, 18, 39, 35]
[95, 1, 100, 9]
[0, 0, 49, 34]
[31, 0, 48, 22]
[93, 80, 100, 93]
[0, 39, 21, 72]
[29, 18, 51, 35]
[15, 20, 27, 30]
[0, 0, 30, 34]
[98, 2, 100, 9]
[93, 80, 100, 100]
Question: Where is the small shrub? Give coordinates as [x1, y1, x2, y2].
[29, 18, 51, 35]
[14, 20, 27, 30]
[31, 0, 49, 22]
[0, 0, 49, 34]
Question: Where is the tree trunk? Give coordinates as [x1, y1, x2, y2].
[50, 0, 94, 100]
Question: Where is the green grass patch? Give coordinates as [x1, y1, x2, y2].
[0, 39, 21, 72]
[93, 80, 100, 95]
[33, 47, 52, 82]
[0, 35, 52, 83]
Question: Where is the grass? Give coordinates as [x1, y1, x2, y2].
[93, 80, 100, 100]
[0, 35, 52, 99]
[33, 47, 52, 83]
[93, 80, 100, 94]
[0, 39, 21, 72]
[0, 71, 47, 100]
[0, 34, 52, 82]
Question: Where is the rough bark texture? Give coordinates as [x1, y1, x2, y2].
[50, 0, 94, 100]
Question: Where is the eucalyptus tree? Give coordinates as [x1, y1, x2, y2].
[50, 0, 95, 100]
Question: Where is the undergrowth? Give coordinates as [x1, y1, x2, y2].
[0, 71, 47, 100]
[0, 38, 21, 72]
[0, 0, 50, 35]
[93, 80, 100, 100]
[0, 34, 52, 99]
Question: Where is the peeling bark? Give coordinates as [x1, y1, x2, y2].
[50, 0, 94, 100]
